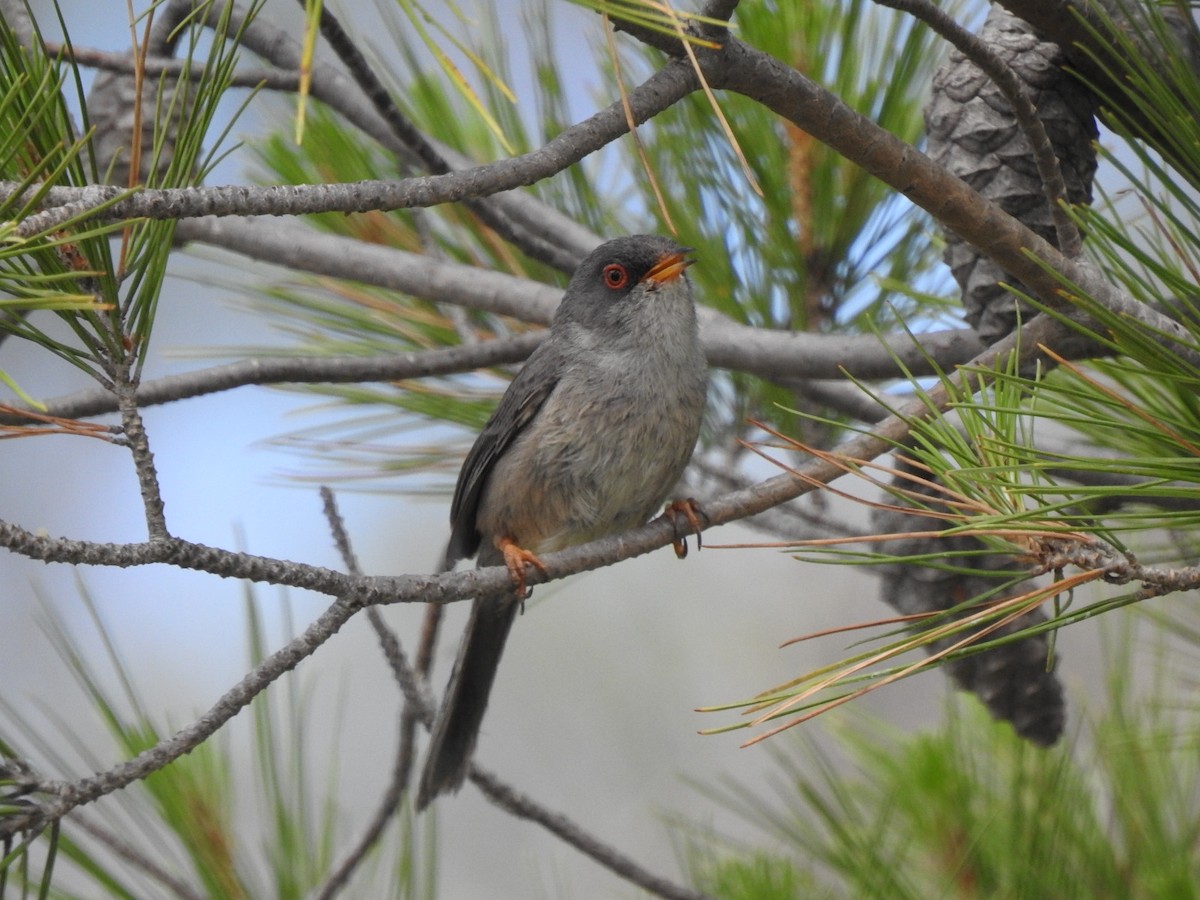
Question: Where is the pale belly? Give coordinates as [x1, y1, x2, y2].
[475, 356, 706, 555]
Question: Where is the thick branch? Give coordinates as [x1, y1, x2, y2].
[176, 215, 987, 382]
[701, 35, 1200, 365]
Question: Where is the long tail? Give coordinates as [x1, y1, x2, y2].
[417, 594, 518, 809]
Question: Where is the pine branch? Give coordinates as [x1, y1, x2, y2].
[468, 766, 714, 900]
[878, 0, 1081, 256]
[178, 214, 992, 382]
[0, 315, 1112, 609]
[45, 42, 300, 92]
[0, 334, 545, 426]
[700, 33, 1200, 367]
[313, 488, 414, 900]
[5, 50, 700, 235]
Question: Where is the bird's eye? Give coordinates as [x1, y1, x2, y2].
[602, 263, 629, 291]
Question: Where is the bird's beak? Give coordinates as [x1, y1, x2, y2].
[641, 249, 693, 286]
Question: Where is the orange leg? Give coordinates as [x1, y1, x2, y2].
[663, 498, 706, 559]
[496, 535, 549, 600]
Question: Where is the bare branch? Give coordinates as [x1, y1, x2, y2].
[298, 0, 580, 273]
[0, 333, 544, 426]
[1, 596, 360, 839]
[0, 315, 1088, 612]
[178, 215, 988, 382]
[7, 55, 700, 234]
[0, 314, 1078, 640]
[45, 42, 300, 92]
[314, 488, 413, 900]
[113, 364, 170, 541]
[468, 765, 714, 900]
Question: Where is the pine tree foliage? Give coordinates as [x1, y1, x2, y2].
[2, 0, 1200, 896]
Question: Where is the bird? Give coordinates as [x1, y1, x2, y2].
[416, 234, 709, 809]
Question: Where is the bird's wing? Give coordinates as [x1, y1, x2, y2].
[443, 343, 563, 566]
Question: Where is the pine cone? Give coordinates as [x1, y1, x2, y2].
[926, 7, 1097, 343]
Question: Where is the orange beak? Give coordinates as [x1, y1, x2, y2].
[641, 249, 693, 285]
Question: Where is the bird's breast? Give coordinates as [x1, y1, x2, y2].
[474, 344, 706, 555]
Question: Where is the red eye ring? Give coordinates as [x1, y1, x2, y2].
[602, 263, 629, 290]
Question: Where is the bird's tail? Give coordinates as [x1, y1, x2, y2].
[416, 594, 518, 809]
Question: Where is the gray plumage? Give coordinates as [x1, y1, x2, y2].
[417, 235, 708, 809]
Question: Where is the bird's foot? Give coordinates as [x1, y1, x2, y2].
[663, 498, 706, 559]
[496, 536, 549, 601]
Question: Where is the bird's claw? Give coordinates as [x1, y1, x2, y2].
[497, 536, 549, 604]
[663, 498, 706, 559]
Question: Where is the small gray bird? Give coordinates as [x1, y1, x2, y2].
[416, 234, 708, 809]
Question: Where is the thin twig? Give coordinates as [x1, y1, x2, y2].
[112, 364, 170, 541]
[0, 597, 361, 839]
[298, 1, 580, 273]
[314, 487, 416, 900]
[468, 766, 714, 900]
[395, 603, 442, 801]
[70, 813, 204, 900]
[0, 333, 544, 427]
[44, 41, 302, 91]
